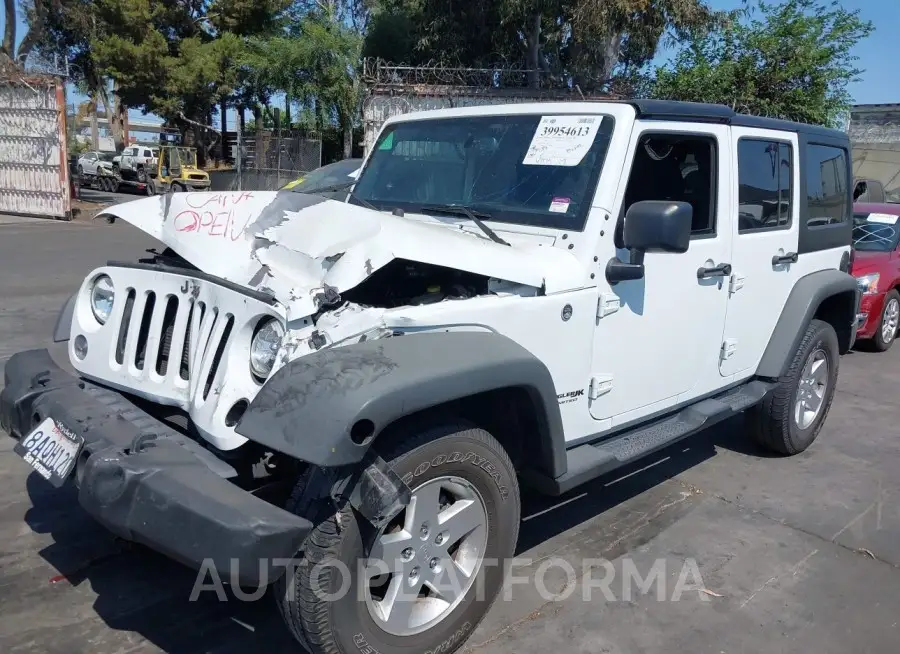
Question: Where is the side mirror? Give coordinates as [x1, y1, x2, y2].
[623, 201, 693, 253]
[607, 201, 693, 284]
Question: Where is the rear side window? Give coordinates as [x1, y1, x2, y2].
[805, 143, 849, 227]
[143, 149, 152, 157]
[737, 139, 793, 232]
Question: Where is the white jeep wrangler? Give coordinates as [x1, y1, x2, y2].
[2, 100, 858, 654]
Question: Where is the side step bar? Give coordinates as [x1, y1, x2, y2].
[525, 380, 776, 496]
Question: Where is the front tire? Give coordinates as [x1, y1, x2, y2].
[277, 423, 520, 654]
[748, 318, 839, 455]
[872, 290, 899, 352]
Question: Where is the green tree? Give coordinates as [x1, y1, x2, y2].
[651, 0, 873, 126]
[248, 13, 362, 156]
[362, 0, 724, 93]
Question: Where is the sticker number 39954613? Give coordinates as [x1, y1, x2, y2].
[523, 115, 603, 167]
[14, 417, 84, 488]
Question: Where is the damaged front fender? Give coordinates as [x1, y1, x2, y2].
[234, 331, 567, 477]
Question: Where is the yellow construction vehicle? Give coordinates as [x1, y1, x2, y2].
[154, 146, 210, 192]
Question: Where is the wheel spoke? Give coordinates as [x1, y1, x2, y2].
[368, 530, 413, 576]
[407, 481, 443, 529]
[438, 498, 486, 548]
[810, 357, 827, 385]
[425, 561, 469, 605]
[806, 388, 824, 413]
[378, 574, 419, 632]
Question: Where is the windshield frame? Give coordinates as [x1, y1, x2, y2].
[353, 113, 616, 231]
[852, 212, 900, 252]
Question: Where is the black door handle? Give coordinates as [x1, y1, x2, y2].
[697, 263, 732, 279]
[772, 252, 799, 266]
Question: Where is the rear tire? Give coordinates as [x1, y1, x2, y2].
[747, 318, 839, 455]
[170, 182, 184, 193]
[872, 290, 899, 352]
[276, 422, 520, 654]
[136, 166, 147, 183]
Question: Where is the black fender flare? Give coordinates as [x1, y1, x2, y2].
[235, 331, 567, 477]
[756, 269, 859, 379]
[53, 293, 76, 342]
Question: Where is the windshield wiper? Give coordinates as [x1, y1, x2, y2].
[292, 180, 378, 211]
[419, 204, 510, 246]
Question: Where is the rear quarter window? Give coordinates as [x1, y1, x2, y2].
[805, 143, 849, 227]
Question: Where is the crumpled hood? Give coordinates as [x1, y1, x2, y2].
[99, 191, 587, 317]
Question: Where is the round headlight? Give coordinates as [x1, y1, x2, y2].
[90, 275, 115, 324]
[250, 318, 285, 379]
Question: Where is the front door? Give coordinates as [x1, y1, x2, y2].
[589, 123, 734, 427]
[719, 128, 800, 378]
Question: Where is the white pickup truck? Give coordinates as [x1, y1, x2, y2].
[112, 145, 159, 182]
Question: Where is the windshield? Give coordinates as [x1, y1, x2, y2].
[853, 212, 900, 251]
[176, 147, 196, 167]
[98, 152, 116, 162]
[353, 114, 615, 230]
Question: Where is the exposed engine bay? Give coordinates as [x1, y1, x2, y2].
[339, 259, 489, 309]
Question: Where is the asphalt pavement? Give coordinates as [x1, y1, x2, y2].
[0, 218, 898, 653]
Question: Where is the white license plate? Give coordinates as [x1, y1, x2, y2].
[14, 417, 84, 488]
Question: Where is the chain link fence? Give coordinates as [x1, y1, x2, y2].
[211, 129, 322, 191]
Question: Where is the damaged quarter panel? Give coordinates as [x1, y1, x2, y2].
[235, 331, 567, 477]
[99, 190, 588, 320]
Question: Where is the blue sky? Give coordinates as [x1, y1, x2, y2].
[1, 0, 896, 130]
[697, 0, 897, 106]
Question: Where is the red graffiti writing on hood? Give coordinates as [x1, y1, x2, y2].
[174, 208, 251, 241]
[185, 191, 254, 209]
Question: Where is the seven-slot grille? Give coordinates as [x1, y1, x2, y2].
[113, 288, 234, 400]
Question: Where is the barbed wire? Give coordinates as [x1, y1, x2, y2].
[848, 123, 900, 145]
[360, 58, 625, 98]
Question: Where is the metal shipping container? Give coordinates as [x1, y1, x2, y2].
[0, 76, 70, 218]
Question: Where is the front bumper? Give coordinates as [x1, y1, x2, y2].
[855, 292, 885, 339]
[0, 349, 310, 586]
[182, 178, 210, 189]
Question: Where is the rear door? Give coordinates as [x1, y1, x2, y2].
[720, 128, 800, 378]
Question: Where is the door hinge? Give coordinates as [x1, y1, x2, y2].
[589, 374, 614, 399]
[720, 339, 738, 361]
[597, 294, 621, 319]
[729, 273, 745, 295]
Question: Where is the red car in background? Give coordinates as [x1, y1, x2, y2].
[852, 202, 900, 351]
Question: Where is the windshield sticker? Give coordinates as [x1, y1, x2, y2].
[523, 115, 602, 167]
[549, 197, 571, 213]
[378, 132, 394, 151]
[866, 213, 899, 224]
